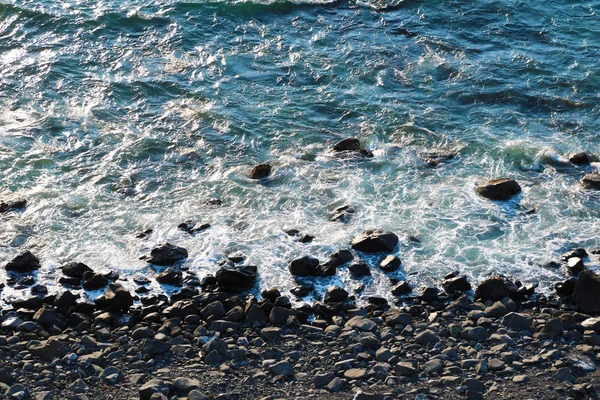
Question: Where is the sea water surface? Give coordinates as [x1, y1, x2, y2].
[1, 0, 600, 303]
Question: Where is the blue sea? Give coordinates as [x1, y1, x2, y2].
[1, 0, 600, 302]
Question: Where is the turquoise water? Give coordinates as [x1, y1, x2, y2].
[1, 0, 600, 302]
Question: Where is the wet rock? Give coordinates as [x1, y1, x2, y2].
[288, 256, 319, 277]
[420, 286, 438, 302]
[5, 251, 41, 273]
[249, 163, 272, 179]
[0, 199, 27, 213]
[378, 255, 401, 272]
[139, 379, 171, 400]
[442, 275, 471, 294]
[542, 319, 564, 338]
[476, 178, 521, 200]
[28, 337, 69, 360]
[555, 278, 577, 296]
[54, 290, 79, 309]
[573, 270, 600, 314]
[178, 220, 210, 234]
[82, 272, 108, 291]
[269, 361, 294, 377]
[12, 296, 43, 310]
[502, 312, 532, 330]
[332, 138, 373, 157]
[415, 329, 439, 345]
[329, 249, 354, 266]
[329, 204, 356, 223]
[475, 274, 517, 301]
[290, 284, 313, 298]
[269, 307, 295, 325]
[349, 261, 371, 277]
[420, 152, 456, 167]
[581, 173, 600, 189]
[96, 284, 133, 311]
[351, 229, 398, 253]
[135, 229, 153, 239]
[316, 262, 337, 277]
[33, 306, 57, 325]
[61, 262, 93, 280]
[156, 268, 183, 286]
[570, 152, 590, 165]
[143, 243, 188, 266]
[215, 264, 257, 291]
[391, 281, 411, 296]
[567, 257, 585, 275]
[562, 248, 588, 261]
[324, 286, 348, 303]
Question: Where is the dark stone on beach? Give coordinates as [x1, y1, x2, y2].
[475, 274, 517, 301]
[391, 281, 412, 296]
[420, 287, 438, 302]
[570, 152, 590, 165]
[443, 276, 472, 294]
[261, 287, 281, 302]
[82, 272, 108, 290]
[54, 290, 79, 309]
[476, 178, 521, 200]
[330, 205, 355, 223]
[351, 229, 398, 253]
[324, 286, 348, 303]
[249, 163, 272, 179]
[0, 199, 27, 213]
[581, 174, 600, 189]
[420, 152, 456, 167]
[288, 256, 319, 276]
[5, 251, 40, 273]
[573, 270, 600, 314]
[62, 262, 93, 280]
[96, 284, 133, 311]
[215, 264, 257, 291]
[349, 261, 371, 277]
[269, 307, 295, 325]
[33, 306, 57, 325]
[567, 257, 585, 275]
[316, 261, 337, 277]
[299, 234, 314, 243]
[378, 255, 401, 272]
[330, 249, 354, 266]
[156, 268, 183, 286]
[562, 248, 588, 261]
[502, 312, 532, 330]
[139, 379, 171, 400]
[136, 229, 153, 239]
[28, 337, 70, 360]
[143, 243, 188, 266]
[555, 278, 577, 296]
[291, 284, 313, 298]
[12, 296, 43, 310]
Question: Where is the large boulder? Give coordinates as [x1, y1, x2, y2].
[572, 270, 600, 314]
[215, 264, 257, 291]
[288, 256, 319, 277]
[82, 272, 108, 291]
[581, 174, 600, 190]
[5, 251, 40, 273]
[249, 163, 272, 179]
[143, 243, 188, 266]
[351, 230, 398, 253]
[95, 284, 133, 311]
[475, 275, 517, 301]
[0, 198, 27, 213]
[476, 178, 521, 200]
[156, 267, 183, 286]
[332, 138, 373, 157]
[61, 262, 93, 280]
[28, 337, 70, 360]
[323, 286, 348, 304]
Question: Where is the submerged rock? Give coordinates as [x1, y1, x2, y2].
[178, 220, 210, 234]
[215, 264, 257, 291]
[573, 270, 600, 314]
[476, 178, 521, 200]
[288, 256, 319, 277]
[0, 199, 27, 213]
[62, 262, 93, 280]
[329, 205, 355, 223]
[569, 152, 590, 165]
[581, 174, 600, 190]
[249, 163, 272, 179]
[351, 229, 399, 253]
[332, 137, 373, 157]
[143, 243, 188, 266]
[5, 251, 41, 273]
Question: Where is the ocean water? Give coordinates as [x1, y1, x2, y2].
[1, 0, 600, 304]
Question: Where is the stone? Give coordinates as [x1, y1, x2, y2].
[463, 378, 485, 393]
[245, 303, 268, 324]
[415, 329, 439, 345]
[315, 373, 335, 388]
[5, 251, 40, 273]
[269, 307, 295, 325]
[28, 337, 69, 360]
[345, 316, 376, 332]
[442, 276, 471, 294]
[581, 173, 600, 189]
[581, 317, 600, 332]
[487, 358, 505, 371]
[423, 359, 443, 374]
[5, 384, 29, 399]
[62, 262, 93, 279]
[0, 199, 26, 213]
[330, 204, 356, 223]
[329, 249, 354, 266]
[139, 379, 171, 400]
[249, 163, 272, 179]
[573, 270, 600, 314]
[55, 290, 79, 308]
[268, 361, 294, 377]
[501, 312, 532, 330]
[156, 268, 183, 285]
[200, 301, 226, 320]
[555, 278, 577, 296]
[570, 152, 590, 165]
[554, 368, 576, 383]
[351, 230, 398, 253]
[476, 178, 521, 200]
[332, 138, 372, 157]
[326, 377, 344, 392]
[204, 350, 222, 366]
[391, 281, 411, 296]
[202, 337, 227, 356]
[475, 275, 516, 301]
[12, 296, 43, 310]
[344, 369, 367, 380]
[378, 255, 401, 272]
[260, 327, 282, 341]
[349, 261, 371, 277]
[562, 248, 588, 261]
[215, 264, 257, 291]
[485, 301, 509, 317]
[513, 375, 529, 383]
[97, 283, 133, 311]
[82, 272, 108, 290]
[324, 286, 348, 303]
[288, 256, 319, 276]
[567, 257, 585, 275]
[174, 377, 200, 395]
[188, 390, 210, 400]
[395, 362, 417, 376]
[143, 243, 188, 266]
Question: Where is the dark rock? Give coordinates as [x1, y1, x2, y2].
[329, 205, 356, 223]
[269, 307, 295, 325]
[12, 296, 43, 310]
[420, 287, 439, 302]
[581, 174, 600, 190]
[299, 234, 314, 243]
[139, 379, 171, 400]
[349, 261, 371, 277]
[261, 288, 281, 302]
[215, 264, 257, 291]
[415, 329, 439, 345]
[332, 138, 373, 157]
[200, 301, 226, 320]
[378, 255, 401, 272]
[570, 152, 590, 165]
[290, 284, 313, 298]
[324, 286, 348, 303]
[330, 249, 354, 266]
[174, 377, 200, 395]
[475, 275, 517, 301]
[226, 252, 245, 264]
[395, 362, 417, 376]
[316, 261, 337, 277]
[33, 306, 57, 325]
[288, 256, 319, 277]
[82, 272, 108, 291]
[61, 262, 93, 279]
[143, 243, 188, 266]
[351, 229, 398, 253]
[555, 278, 577, 296]
[268, 361, 294, 377]
[245, 303, 268, 324]
[156, 268, 183, 285]
[249, 163, 272, 179]
[567, 257, 585, 275]
[562, 248, 588, 261]
[96, 284, 133, 311]
[28, 337, 69, 360]
[476, 178, 521, 200]
[178, 221, 210, 234]
[573, 270, 600, 314]
[502, 312, 532, 330]
[54, 290, 79, 308]
[443, 276, 472, 294]
[391, 281, 412, 296]
[136, 229, 153, 239]
[542, 319, 564, 338]
[0, 198, 27, 213]
[367, 296, 387, 306]
[5, 251, 40, 273]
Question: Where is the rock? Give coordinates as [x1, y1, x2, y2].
[475, 275, 517, 301]
[5, 384, 29, 399]
[415, 329, 439, 345]
[351, 230, 398, 253]
[562, 248, 588, 260]
[269, 307, 295, 325]
[463, 378, 485, 394]
[139, 379, 171, 400]
[485, 301, 509, 317]
[554, 368, 576, 383]
[345, 316, 376, 332]
[324, 286, 348, 303]
[55, 290, 79, 308]
[502, 312, 532, 330]
[476, 178, 521, 200]
[315, 373, 335, 388]
[391, 281, 411, 296]
[28, 337, 69, 360]
[573, 270, 600, 314]
[201, 301, 225, 320]
[442, 276, 471, 294]
[5, 251, 40, 273]
[329, 249, 354, 266]
[97, 284, 133, 311]
[156, 268, 183, 285]
[62, 262, 93, 279]
[249, 163, 272, 179]
[513, 375, 530, 383]
[100, 367, 123, 384]
[290, 284, 313, 297]
[384, 310, 412, 326]
[316, 261, 337, 277]
[215, 264, 257, 291]
[349, 261, 371, 277]
[174, 377, 200, 395]
[420, 287, 438, 302]
[329, 205, 355, 223]
[567, 257, 585, 275]
[423, 359, 443, 374]
[581, 317, 600, 332]
[188, 390, 210, 400]
[570, 152, 590, 165]
[332, 138, 373, 157]
[261, 287, 281, 302]
[202, 337, 227, 356]
[326, 377, 344, 392]
[82, 272, 108, 290]
[268, 361, 294, 377]
[288, 256, 319, 277]
[33, 306, 56, 325]
[395, 362, 417, 376]
[542, 319, 564, 338]
[344, 369, 367, 380]
[178, 221, 210, 234]
[0, 199, 26, 213]
[245, 303, 268, 324]
[581, 174, 600, 189]
[555, 278, 577, 296]
[143, 243, 188, 266]
[378, 255, 401, 272]
[12, 296, 43, 310]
